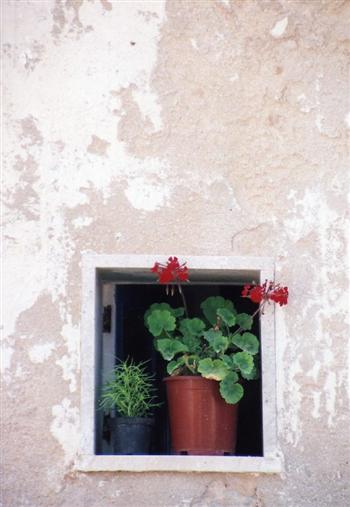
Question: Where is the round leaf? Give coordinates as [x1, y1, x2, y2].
[220, 373, 244, 404]
[217, 308, 236, 327]
[233, 351, 254, 375]
[203, 329, 220, 344]
[231, 332, 259, 355]
[157, 338, 188, 361]
[220, 354, 234, 368]
[203, 330, 229, 353]
[173, 307, 185, 318]
[181, 334, 202, 354]
[241, 364, 259, 380]
[179, 318, 206, 337]
[147, 310, 176, 337]
[144, 303, 183, 327]
[235, 313, 253, 331]
[212, 334, 229, 353]
[198, 358, 229, 381]
[200, 296, 236, 326]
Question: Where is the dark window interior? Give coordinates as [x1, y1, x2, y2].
[97, 283, 263, 457]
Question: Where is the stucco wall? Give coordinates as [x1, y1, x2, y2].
[2, 0, 349, 505]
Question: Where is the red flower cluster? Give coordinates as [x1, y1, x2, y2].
[242, 281, 288, 306]
[151, 256, 189, 284]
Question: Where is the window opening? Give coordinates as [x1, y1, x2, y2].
[96, 282, 263, 457]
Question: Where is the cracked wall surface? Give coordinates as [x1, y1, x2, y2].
[2, 0, 349, 505]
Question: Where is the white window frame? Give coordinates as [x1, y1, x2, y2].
[77, 253, 283, 473]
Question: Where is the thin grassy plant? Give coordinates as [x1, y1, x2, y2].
[100, 359, 160, 417]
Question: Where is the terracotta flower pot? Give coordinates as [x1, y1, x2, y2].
[164, 376, 238, 455]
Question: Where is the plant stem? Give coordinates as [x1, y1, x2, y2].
[231, 303, 265, 338]
[177, 282, 189, 318]
[184, 354, 196, 374]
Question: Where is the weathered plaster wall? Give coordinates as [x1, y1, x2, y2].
[2, 0, 349, 505]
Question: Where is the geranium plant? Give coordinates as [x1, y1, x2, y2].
[145, 257, 288, 404]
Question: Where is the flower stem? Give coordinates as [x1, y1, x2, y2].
[177, 283, 189, 318]
[231, 303, 265, 338]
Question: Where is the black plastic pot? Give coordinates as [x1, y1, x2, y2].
[111, 417, 155, 455]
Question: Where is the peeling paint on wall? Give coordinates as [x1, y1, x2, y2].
[1, 345, 14, 374]
[3, 0, 349, 505]
[124, 173, 171, 212]
[87, 135, 110, 157]
[28, 342, 56, 363]
[51, 398, 79, 465]
[270, 17, 289, 38]
[56, 321, 80, 393]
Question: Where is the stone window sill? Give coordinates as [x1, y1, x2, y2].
[76, 454, 283, 473]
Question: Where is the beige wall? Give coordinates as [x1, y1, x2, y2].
[2, 0, 349, 505]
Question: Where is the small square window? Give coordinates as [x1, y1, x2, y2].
[78, 254, 282, 473]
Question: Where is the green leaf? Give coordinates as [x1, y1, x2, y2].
[203, 329, 219, 344]
[241, 364, 259, 380]
[144, 303, 170, 326]
[181, 334, 202, 354]
[219, 373, 244, 404]
[213, 335, 229, 353]
[197, 358, 229, 381]
[147, 310, 176, 337]
[233, 351, 254, 375]
[173, 307, 185, 318]
[144, 303, 183, 327]
[179, 318, 206, 337]
[235, 313, 253, 331]
[157, 339, 189, 361]
[217, 308, 236, 327]
[225, 371, 239, 383]
[231, 332, 259, 355]
[220, 354, 234, 368]
[167, 357, 185, 375]
[200, 296, 236, 326]
[204, 330, 229, 354]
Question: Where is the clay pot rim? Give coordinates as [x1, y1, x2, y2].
[163, 375, 216, 383]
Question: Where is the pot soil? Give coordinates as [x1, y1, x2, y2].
[164, 376, 238, 456]
[111, 417, 154, 455]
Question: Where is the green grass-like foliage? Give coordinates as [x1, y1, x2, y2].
[100, 359, 160, 417]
